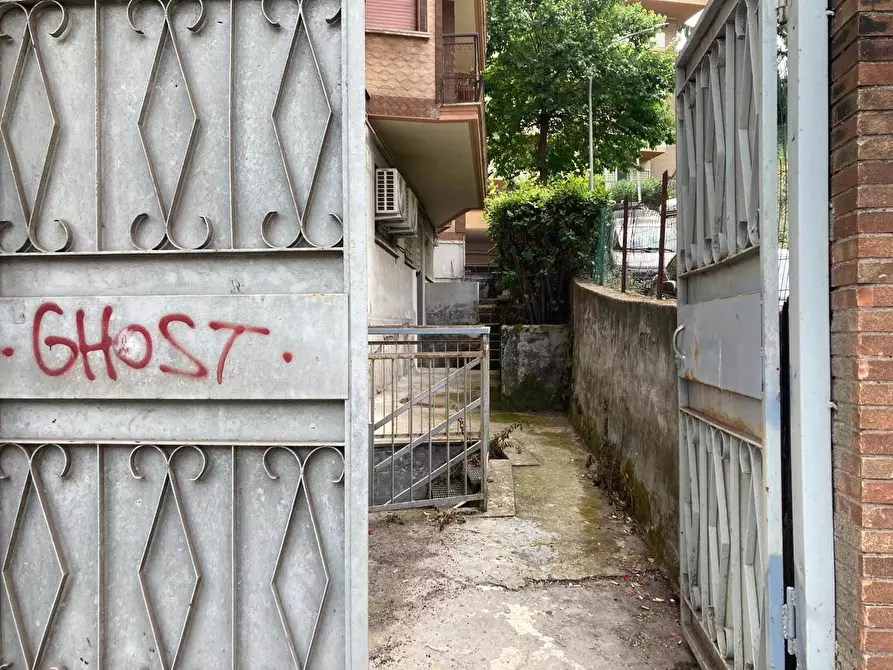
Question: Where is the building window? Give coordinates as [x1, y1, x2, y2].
[367, 0, 427, 32]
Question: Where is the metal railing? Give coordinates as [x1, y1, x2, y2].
[368, 326, 490, 512]
[441, 33, 481, 104]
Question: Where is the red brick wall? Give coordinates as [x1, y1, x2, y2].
[831, 1, 893, 667]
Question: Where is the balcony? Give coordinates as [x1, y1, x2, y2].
[365, 0, 487, 228]
[441, 33, 482, 104]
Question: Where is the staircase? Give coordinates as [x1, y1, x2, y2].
[480, 297, 502, 370]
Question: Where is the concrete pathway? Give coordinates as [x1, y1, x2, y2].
[369, 411, 696, 669]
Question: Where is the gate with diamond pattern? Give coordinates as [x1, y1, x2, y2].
[674, 0, 786, 667]
[0, 0, 367, 666]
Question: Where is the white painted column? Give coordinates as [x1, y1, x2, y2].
[787, 0, 836, 664]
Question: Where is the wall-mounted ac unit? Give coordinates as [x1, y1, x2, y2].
[375, 168, 418, 237]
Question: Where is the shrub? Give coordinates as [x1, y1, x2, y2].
[610, 177, 675, 210]
[486, 174, 609, 324]
[609, 180, 637, 205]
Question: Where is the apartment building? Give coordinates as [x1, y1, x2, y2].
[365, 0, 488, 322]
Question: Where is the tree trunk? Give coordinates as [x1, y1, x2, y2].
[537, 111, 550, 183]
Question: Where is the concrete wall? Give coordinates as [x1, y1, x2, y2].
[426, 281, 479, 325]
[367, 129, 420, 326]
[570, 280, 679, 573]
[501, 325, 571, 411]
[433, 240, 466, 280]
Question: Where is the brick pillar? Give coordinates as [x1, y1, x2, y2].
[831, 2, 893, 667]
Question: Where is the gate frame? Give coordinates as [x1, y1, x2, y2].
[786, 0, 836, 664]
[675, 0, 784, 665]
[344, 0, 369, 662]
[367, 325, 491, 513]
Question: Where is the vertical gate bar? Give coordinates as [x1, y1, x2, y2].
[481, 332, 490, 511]
[369, 422, 375, 507]
[97, 444, 104, 670]
[657, 170, 669, 299]
[696, 65, 706, 267]
[409, 340, 414, 502]
[94, 0, 101, 251]
[463, 346, 468, 496]
[730, 436, 743, 666]
[228, 0, 236, 248]
[788, 0, 835, 662]
[370, 356, 375, 426]
[370, 355, 376, 506]
[346, 0, 370, 648]
[231, 445, 237, 670]
[724, 20, 738, 258]
[621, 198, 629, 293]
[445, 341, 451, 497]
[428, 358, 433, 496]
[698, 421, 709, 627]
[390, 356, 396, 504]
[758, 0, 784, 661]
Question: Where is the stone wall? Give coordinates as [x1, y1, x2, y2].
[501, 324, 571, 411]
[570, 280, 679, 573]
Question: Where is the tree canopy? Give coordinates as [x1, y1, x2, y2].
[485, 0, 676, 182]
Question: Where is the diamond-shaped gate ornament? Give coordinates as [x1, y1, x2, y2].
[138, 469, 203, 670]
[270, 465, 331, 669]
[0, 5, 70, 253]
[265, 3, 333, 249]
[1, 454, 70, 670]
[136, 16, 200, 229]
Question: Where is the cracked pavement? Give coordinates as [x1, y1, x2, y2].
[369, 412, 696, 669]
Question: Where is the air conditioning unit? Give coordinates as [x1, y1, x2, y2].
[375, 168, 418, 237]
[376, 168, 406, 221]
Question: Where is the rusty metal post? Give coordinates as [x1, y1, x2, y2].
[621, 198, 629, 293]
[657, 170, 669, 299]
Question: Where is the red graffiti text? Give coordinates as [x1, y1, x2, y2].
[31, 302, 272, 385]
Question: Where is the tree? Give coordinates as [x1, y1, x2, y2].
[485, 0, 676, 182]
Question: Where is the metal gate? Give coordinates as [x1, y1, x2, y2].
[0, 0, 367, 666]
[674, 0, 784, 667]
[368, 326, 490, 511]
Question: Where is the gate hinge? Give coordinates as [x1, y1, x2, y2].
[783, 586, 798, 655]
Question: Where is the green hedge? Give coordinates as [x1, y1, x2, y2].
[486, 175, 609, 324]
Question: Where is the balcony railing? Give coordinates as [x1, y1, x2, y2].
[441, 33, 482, 104]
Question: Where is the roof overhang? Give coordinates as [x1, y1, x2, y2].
[641, 0, 706, 24]
[640, 147, 666, 162]
[368, 106, 486, 230]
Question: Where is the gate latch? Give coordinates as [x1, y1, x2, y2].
[783, 586, 798, 654]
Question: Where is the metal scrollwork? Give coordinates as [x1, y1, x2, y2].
[0, 1, 72, 254]
[260, 0, 342, 250]
[130, 444, 206, 669]
[263, 445, 343, 669]
[128, 0, 214, 251]
[0, 443, 71, 670]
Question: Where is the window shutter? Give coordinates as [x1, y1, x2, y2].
[367, 0, 419, 31]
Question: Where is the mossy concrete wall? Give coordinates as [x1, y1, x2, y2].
[426, 281, 479, 325]
[501, 324, 571, 411]
[570, 280, 679, 576]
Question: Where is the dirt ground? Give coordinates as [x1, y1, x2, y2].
[369, 411, 696, 669]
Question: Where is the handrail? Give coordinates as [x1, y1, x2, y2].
[440, 32, 482, 104]
[369, 325, 490, 336]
